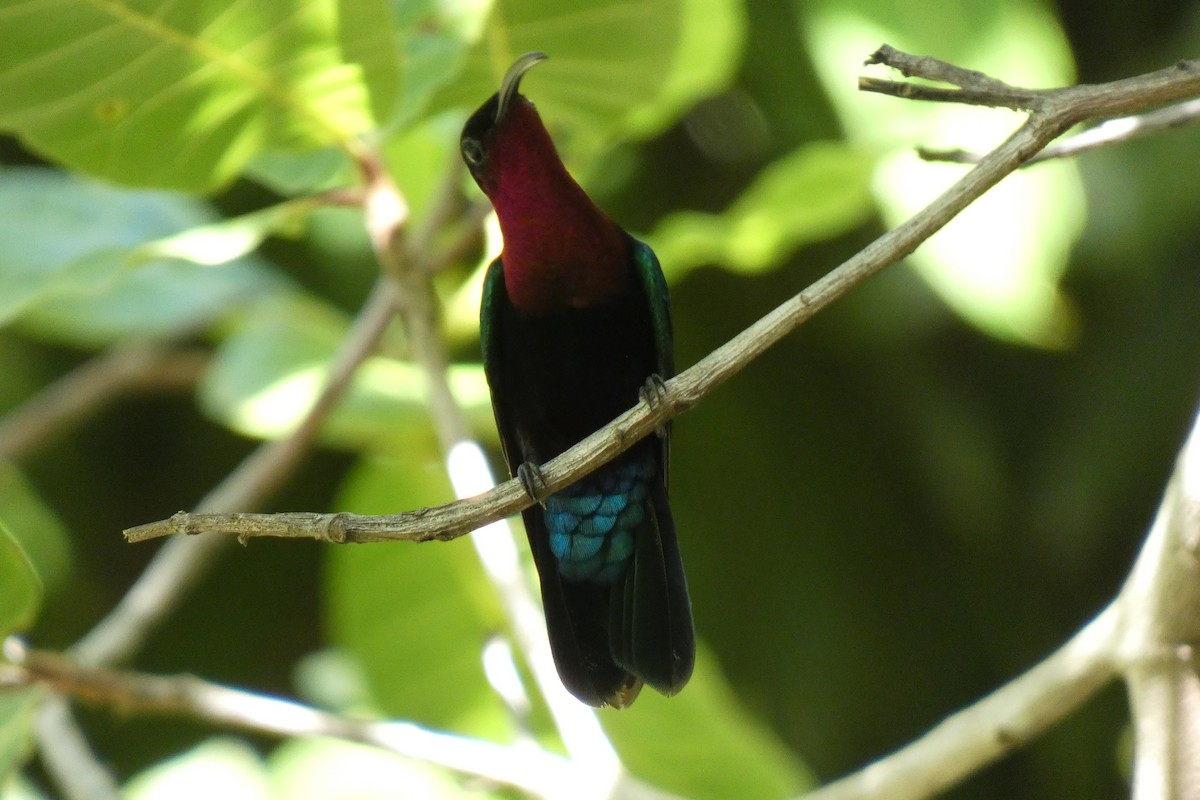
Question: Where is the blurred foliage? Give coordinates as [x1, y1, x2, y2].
[1, 0, 1199, 799]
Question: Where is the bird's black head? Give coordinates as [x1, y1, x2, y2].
[460, 51, 549, 190]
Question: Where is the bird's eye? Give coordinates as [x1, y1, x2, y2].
[461, 138, 485, 167]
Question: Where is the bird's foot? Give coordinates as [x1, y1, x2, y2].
[517, 461, 550, 508]
[639, 374, 670, 439]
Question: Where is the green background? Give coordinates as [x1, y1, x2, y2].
[1, 0, 1198, 798]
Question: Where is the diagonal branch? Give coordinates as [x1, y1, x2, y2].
[122, 46, 1200, 547]
[127, 112, 1058, 545]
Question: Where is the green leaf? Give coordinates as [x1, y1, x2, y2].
[0, 463, 71, 596]
[799, 0, 1084, 346]
[0, 689, 40, 785]
[337, 0, 405, 127]
[269, 737, 477, 800]
[0, 521, 42, 639]
[386, 0, 484, 128]
[245, 147, 357, 197]
[602, 647, 814, 800]
[648, 141, 876, 275]
[0, 0, 399, 191]
[324, 456, 510, 736]
[0, 168, 287, 346]
[429, 0, 741, 155]
[198, 296, 494, 451]
[624, 0, 747, 137]
[124, 738, 270, 800]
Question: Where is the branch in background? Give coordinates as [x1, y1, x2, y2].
[72, 277, 400, 668]
[33, 205, 414, 796]
[1114, 410, 1200, 800]
[31, 694, 123, 800]
[5, 640, 572, 799]
[919, 98, 1200, 165]
[6, 640, 683, 800]
[802, 400, 1200, 800]
[125, 50, 1200, 549]
[799, 594, 1121, 800]
[0, 342, 208, 462]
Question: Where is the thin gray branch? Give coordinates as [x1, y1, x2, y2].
[0, 343, 207, 462]
[1117, 410, 1200, 800]
[7, 641, 573, 798]
[72, 277, 399, 669]
[32, 694, 123, 800]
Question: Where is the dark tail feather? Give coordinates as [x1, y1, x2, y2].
[615, 479, 694, 695]
[524, 479, 694, 707]
[524, 507, 641, 707]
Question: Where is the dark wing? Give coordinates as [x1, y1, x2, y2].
[479, 256, 516, 467]
[621, 235, 694, 695]
[627, 234, 674, 484]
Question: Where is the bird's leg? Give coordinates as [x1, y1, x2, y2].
[517, 461, 550, 508]
[640, 374, 670, 439]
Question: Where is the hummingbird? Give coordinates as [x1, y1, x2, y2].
[462, 52, 694, 707]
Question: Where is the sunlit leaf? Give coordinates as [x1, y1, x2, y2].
[325, 456, 510, 736]
[800, 0, 1084, 346]
[601, 647, 812, 799]
[124, 738, 270, 800]
[0, 0, 399, 191]
[0, 168, 286, 346]
[198, 297, 494, 450]
[0, 521, 41, 639]
[1, 771, 51, 800]
[429, 0, 741, 157]
[624, 0, 747, 137]
[269, 737, 476, 800]
[387, 0, 488, 127]
[648, 141, 876, 275]
[245, 147, 357, 196]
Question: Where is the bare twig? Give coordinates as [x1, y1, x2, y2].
[30, 278, 401, 797]
[861, 46, 1200, 122]
[0, 343, 207, 462]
